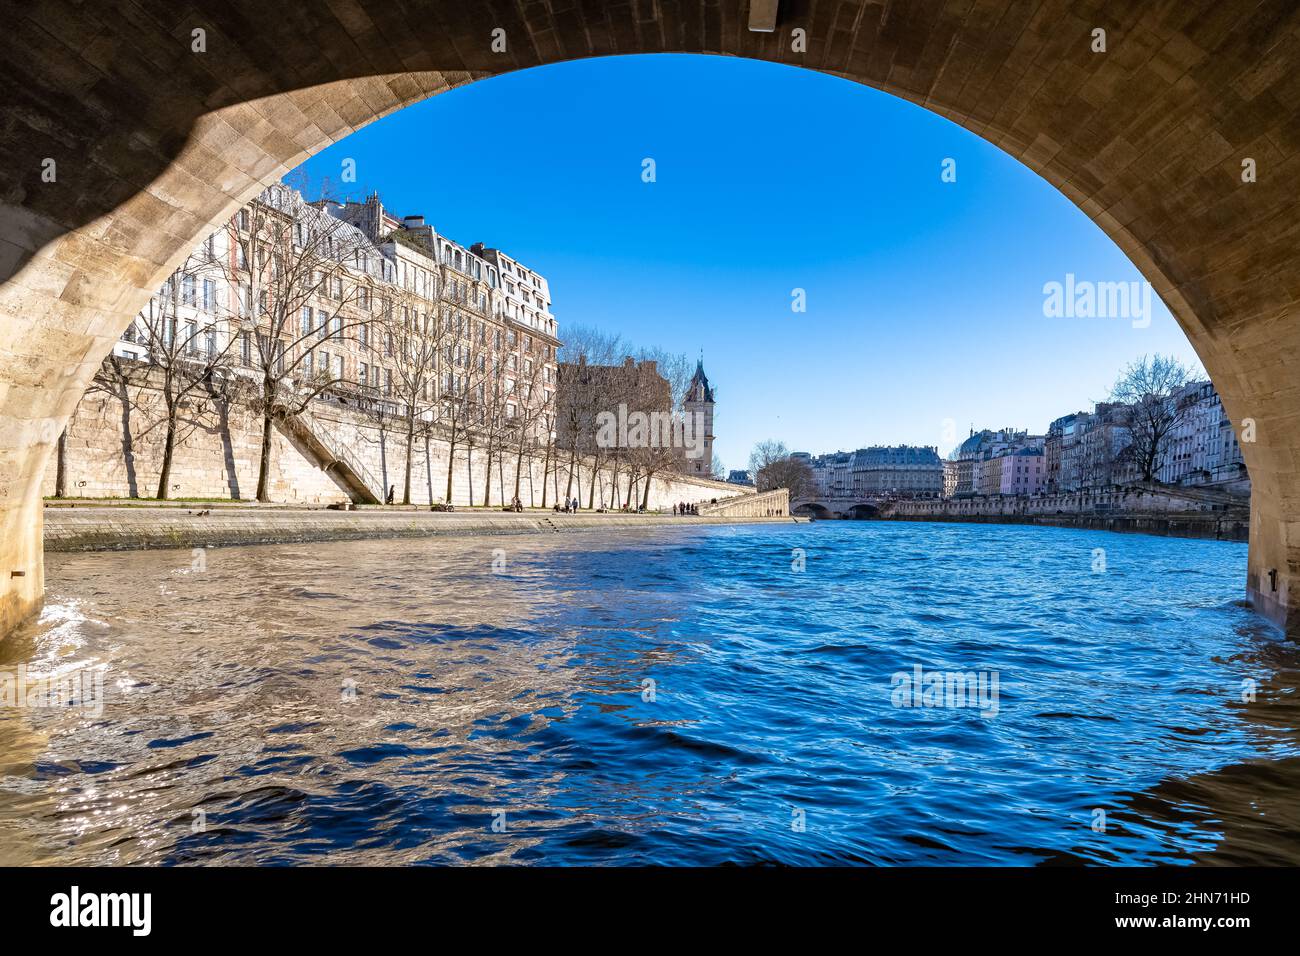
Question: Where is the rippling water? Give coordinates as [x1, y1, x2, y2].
[2, 521, 1298, 866]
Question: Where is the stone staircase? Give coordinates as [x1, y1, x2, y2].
[280, 406, 384, 505]
[697, 487, 790, 517]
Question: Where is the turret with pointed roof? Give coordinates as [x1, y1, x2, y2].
[680, 357, 715, 476]
[686, 358, 714, 404]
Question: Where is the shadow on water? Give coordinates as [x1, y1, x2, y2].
[1109, 618, 1300, 866]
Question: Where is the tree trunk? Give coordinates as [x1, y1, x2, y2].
[640, 470, 653, 510]
[156, 405, 178, 500]
[445, 432, 456, 504]
[564, 446, 577, 499]
[540, 443, 551, 508]
[255, 409, 273, 502]
[482, 445, 493, 506]
[54, 427, 68, 498]
[255, 380, 275, 503]
[402, 414, 415, 505]
[514, 447, 525, 499]
[466, 441, 474, 506]
[587, 460, 598, 509]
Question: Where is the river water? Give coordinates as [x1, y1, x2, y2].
[2, 521, 1298, 866]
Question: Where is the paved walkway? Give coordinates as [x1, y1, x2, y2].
[43, 503, 804, 552]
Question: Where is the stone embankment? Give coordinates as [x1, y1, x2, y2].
[876, 484, 1250, 542]
[879, 510, 1248, 541]
[43, 502, 804, 553]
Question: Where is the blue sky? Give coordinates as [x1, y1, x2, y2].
[292, 54, 1202, 471]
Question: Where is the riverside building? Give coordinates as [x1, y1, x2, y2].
[121, 185, 560, 444]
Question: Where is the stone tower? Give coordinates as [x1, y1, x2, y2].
[682, 359, 715, 477]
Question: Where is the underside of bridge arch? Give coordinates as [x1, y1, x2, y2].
[793, 503, 833, 520]
[1, 1, 1299, 636]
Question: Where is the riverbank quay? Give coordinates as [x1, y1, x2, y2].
[876, 510, 1248, 541]
[42, 501, 806, 553]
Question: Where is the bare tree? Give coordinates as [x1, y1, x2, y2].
[435, 311, 493, 505]
[749, 439, 790, 475]
[629, 345, 690, 506]
[556, 325, 624, 507]
[749, 439, 815, 498]
[121, 244, 241, 499]
[509, 343, 552, 506]
[371, 285, 448, 504]
[478, 347, 511, 507]
[1109, 354, 1197, 483]
[230, 185, 380, 501]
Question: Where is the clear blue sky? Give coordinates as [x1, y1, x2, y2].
[292, 54, 1202, 471]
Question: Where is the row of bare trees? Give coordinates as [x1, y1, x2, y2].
[554, 325, 712, 510]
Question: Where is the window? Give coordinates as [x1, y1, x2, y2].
[358, 324, 368, 349]
[359, 362, 368, 387]
[303, 350, 313, 378]
[301, 306, 313, 337]
[241, 331, 251, 366]
[181, 274, 196, 306]
[202, 278, 215, 311]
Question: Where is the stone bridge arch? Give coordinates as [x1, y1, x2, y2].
[793, 501, 834, 520]
[2, 1, 1299, 635]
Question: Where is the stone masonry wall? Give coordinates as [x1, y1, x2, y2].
[41, 377, 742, 511]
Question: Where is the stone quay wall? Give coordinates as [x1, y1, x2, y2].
[43, 506, 804, 554]
[881, 488, 1250, 541]
[41, 373, 742, 512]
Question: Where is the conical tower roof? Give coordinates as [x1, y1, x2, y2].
[687, 358, 714, 403]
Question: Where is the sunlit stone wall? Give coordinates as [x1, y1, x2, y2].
[41, 377, 742, 511]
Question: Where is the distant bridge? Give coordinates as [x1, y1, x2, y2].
[790, 495, 891, 520]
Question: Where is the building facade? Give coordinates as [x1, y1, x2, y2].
[120, 185, 561, 452]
